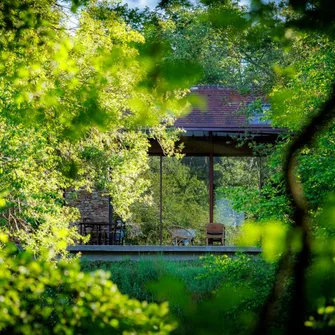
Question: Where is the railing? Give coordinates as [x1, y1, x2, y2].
[78, 222, 126, 245]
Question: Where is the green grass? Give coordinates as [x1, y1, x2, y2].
[81, 258, 215, 302]
[80, 255, 289, 334]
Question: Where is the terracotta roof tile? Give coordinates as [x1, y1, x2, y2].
[175, 86, 274, 131]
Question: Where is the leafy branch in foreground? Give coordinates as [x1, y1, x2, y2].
[246, 1, 335, 333]
[0, 233, 176, 335]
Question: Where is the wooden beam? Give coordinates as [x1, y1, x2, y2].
[209, 153, 214, 223]
[159, 155, 163, 245]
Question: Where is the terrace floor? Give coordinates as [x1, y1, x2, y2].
[68, 245, 262, 261]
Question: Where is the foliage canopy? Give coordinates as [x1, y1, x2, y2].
[1, 0, 335, 334]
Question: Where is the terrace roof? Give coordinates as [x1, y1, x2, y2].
[149, 86, 282, 156]
[175, 86, 280, 134]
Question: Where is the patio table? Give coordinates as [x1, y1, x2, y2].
[168, 226, 197, 246]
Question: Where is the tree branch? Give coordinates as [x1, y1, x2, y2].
[254, 82, 335, 334]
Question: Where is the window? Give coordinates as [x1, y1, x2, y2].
[249, 103, 271, 125]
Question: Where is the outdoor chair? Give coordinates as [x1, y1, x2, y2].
[78, 218, 126, 245]
[167, 225, 196, 246]
[206, 223, 225, 246]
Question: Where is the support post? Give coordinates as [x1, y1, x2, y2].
[259, 156, 263, 190]
[159, 155, 163, 245]
[209, 153, 214, 223]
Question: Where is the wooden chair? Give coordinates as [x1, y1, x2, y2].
[206, 223, 225, 246]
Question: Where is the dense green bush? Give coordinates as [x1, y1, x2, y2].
[81, 258, 219, 303]
[81, 254, 285, 334]
[0, 235, 175, 335]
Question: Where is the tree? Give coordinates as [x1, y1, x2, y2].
[221, 1, 335, 333]
[223, 30, 335, 225]
[0, 0, 198, 255]
[104, 0, 285, 93]
[0, 0, 195, 331]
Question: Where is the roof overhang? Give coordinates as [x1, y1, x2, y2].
[180, 126, 283, 135]
[149, 128, 282, 156]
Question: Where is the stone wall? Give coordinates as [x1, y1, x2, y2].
[66, 190, 110, 223]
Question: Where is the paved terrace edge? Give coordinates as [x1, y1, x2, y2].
[68, 245, 262, 261]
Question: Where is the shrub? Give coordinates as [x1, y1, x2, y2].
[0, 235, 175, 335]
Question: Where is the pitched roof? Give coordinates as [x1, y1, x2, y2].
[175, 86, 279, 133]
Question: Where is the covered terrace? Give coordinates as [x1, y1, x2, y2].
[70, 86, 281, 260]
